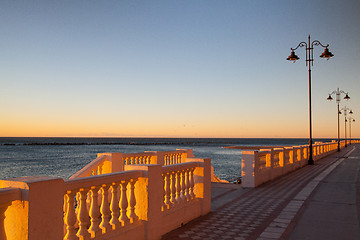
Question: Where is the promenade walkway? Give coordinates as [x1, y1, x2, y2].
[162, 144, 360, 240]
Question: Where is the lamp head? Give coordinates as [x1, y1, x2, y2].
[349, 110, 353, 114]
[320, 47, 334, 60]
[287, 50, 299, 63]
[344, 94, 350, 100]
[327, 94, 333, 101]
[339, 111, 342, 114]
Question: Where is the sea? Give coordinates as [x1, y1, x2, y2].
[0, 137, 334, 182]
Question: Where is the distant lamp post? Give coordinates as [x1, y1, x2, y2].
[327, 88, 350, 151]
[348, 115, 355, 145]
[287, 35, 334, 165]
[339, 106, 352, 147]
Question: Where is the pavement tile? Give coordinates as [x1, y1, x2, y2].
[163, 153, 346, 240]
[265, 226, 285, 233]
[260, 231, 283, 238]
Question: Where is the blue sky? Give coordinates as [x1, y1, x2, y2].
[1, 0, 359, 138]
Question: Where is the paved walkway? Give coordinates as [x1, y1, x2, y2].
[162, 144, 360, 240]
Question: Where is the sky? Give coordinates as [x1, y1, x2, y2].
[1, 0, 359, 138]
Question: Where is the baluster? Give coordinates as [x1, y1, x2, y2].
[170, 172, 176, 206]
[189, 168, 195, 199]
[100, 185, 111, 233]
[89, 186, 101, 238]
[77, 189, 90, 239]
[97, 165, 102, 175]
[128, 179, 138, 222]
[109, 183, 120, 229]
[161, 173, 166, 211]
[64, 191, 77, 240]
[164, 173, 171, 208]
[180, 170, 186, 203]
[175, 171, 182, 204]
[185, 170, 190, 201]
[91, 170, 96, 176]
[119, 180, 130, 226]
[146, 156, 151, 164]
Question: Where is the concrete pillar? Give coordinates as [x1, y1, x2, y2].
[97, 153, 124, 173]
[241, 151, 257, 188]
[185, 158, 211, 215]
[1, 176, 64, 240]
[124, 164, 163, 240]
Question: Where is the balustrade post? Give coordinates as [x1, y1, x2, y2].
[184, 158, 211, 215]
[124, 164, 163, 240]
[0, 176, 64, 240]
[97, 153, 124, 173]
[241, 151, 257, 187]
[150, 151, 165, 165]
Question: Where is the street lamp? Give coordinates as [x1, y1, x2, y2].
[327, 88, 350, 151]
[340, 106, 352, 147]
[287, 35, 334, 165]
[348, 115, 355, 145]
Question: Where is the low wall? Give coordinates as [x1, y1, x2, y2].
[241, 141, 341, 188]
[0, 150, 211, 240]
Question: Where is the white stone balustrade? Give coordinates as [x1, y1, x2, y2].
[0, 149, 210, 240]
[242, 141, 341, 188]
[70, 149, 194, 179]
[161, 162, 197, 211]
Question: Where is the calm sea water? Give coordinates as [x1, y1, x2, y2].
[0, 137, 333, 182]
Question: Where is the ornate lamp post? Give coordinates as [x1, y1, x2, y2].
[287, 35, 334, 165]
[340, 107, 352, 147]
[348, 115, 355, 145]
[327, 88, 350, 151]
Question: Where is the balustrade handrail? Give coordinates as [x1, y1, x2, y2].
[241, 141, 346, 188]
[70, 149, 193, 180]
[123, 152, 156, 158]
[70, 155, 109, 179]
[0, 149, 211, 240]
[0, 188, 21, 205]
[65, 170, 143, 191]
[162, 162, 199, 173]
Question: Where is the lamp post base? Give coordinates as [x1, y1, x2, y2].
[308, 159, 314, 165]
